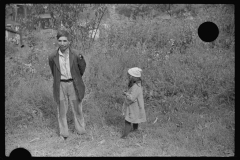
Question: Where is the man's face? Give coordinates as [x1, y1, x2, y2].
[58, 36, 70, 52]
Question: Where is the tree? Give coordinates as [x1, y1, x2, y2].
[115, 4, 158, 19]
[115, 4, 188, 19]
[16, 4, 108, 51]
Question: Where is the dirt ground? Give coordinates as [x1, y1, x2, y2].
[5, 108, 234, 157]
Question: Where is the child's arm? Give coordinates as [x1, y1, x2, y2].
[124, 84, 140, 103]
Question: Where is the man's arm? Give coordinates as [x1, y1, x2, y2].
[77, 54, 86, 76]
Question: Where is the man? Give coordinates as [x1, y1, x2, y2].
[48, 30, 86, 140]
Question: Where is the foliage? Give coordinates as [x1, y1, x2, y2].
[14, 4, 109, 52]
[5, 32, 55, 130]
[86, 4, 234, 117]
[115, 4, 204, 19]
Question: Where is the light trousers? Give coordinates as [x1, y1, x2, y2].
[57, 81, 86, 137]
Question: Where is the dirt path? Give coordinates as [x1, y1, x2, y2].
[5, 126, 180, 157]
[5, 114, 233, 157]
[5, 94, 234, 157]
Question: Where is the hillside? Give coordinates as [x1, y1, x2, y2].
[5, 4, 234, 157]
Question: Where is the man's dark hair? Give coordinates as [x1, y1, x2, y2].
[128, 77, 142, 89]
[57, 30, 71, 41]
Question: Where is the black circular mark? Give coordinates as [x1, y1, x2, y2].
[9, 147, 32, 157]
[198, 21, 219, 42]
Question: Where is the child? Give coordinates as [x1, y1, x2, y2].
[121, 67, 147, 138]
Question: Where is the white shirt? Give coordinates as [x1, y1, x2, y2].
[58, 49, 72, 80]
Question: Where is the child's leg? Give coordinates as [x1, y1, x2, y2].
[133, 123, 138, 131]
[121, 120, 132, 138]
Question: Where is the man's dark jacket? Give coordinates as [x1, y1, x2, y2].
[48, 48, 86, 105]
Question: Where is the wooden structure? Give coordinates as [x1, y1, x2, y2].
[37, 13, 52, 29]
[5, 19, 23, 47]
[6, 4, 27, 21]
[5, 4, 27, 47]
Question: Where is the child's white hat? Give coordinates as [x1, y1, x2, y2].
[128, 67, 142, 77]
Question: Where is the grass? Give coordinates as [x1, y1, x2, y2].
[5, 88, 234, 156]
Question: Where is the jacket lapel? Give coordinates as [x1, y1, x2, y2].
[53, 49, 60, 72]
[69, 48, 74, 69]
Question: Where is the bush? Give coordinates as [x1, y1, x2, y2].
[5, 31, 57, 130]
[6, 74, 56, 131]
[86, 6, 234, 118]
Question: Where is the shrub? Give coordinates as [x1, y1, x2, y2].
[86, 6, 234, 118]
[5, 30, 57, 130]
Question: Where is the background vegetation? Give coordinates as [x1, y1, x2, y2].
[5, 4, 234, 156]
